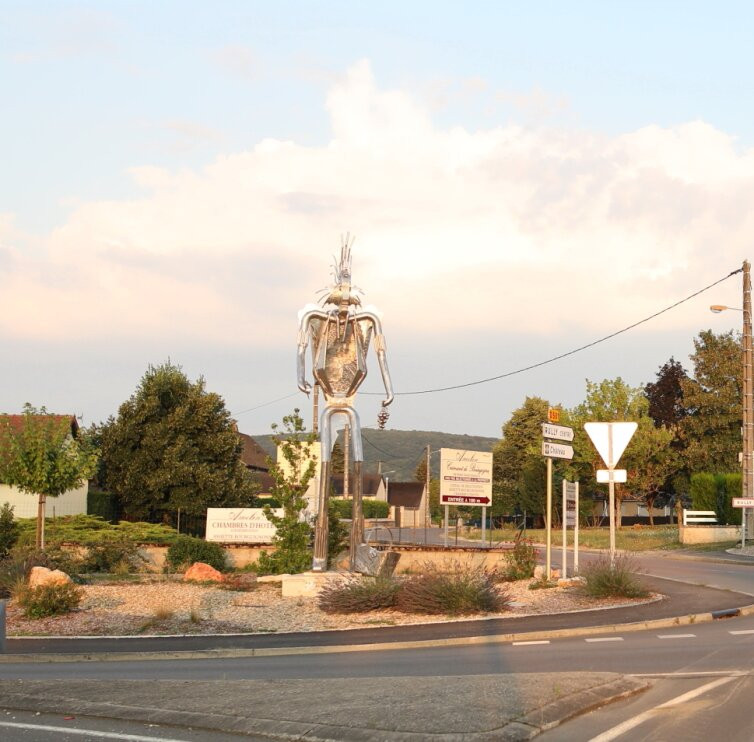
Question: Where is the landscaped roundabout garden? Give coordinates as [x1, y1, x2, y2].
[0, 514, 659, 638]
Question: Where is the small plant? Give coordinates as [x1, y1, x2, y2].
[396, 564, 508, 615]
[528, 577, 558, 590]
[319, 576, 401, 614]
[152, 605, 175, 621]
[189, 606, 202, 623]
[0, 544, 80, 598]
[16, 582, 83, 619]
[166, 535, 226, 572]
[502, 539, 537, 581]
[0, 503, 19, 558]
[581, 553, 649, 599]
[327, 500, 348, 562]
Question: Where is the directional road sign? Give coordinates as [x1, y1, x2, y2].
[542, 423, 574, 442]
[542, 441, 574, 460]
[597, 469, 627, 483]
[733, 498, 754, 508]
[584, 422, 637, 468]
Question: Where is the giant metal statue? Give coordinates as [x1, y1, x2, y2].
[297, 236, 394, 571]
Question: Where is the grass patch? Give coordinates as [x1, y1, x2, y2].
[581, 553, 649, 598]
[528, 577, 558, 590]
[468, 525, 681, 551]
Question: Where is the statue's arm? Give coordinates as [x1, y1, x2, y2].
[364, 312, 394, 407]
[297, 310, 322, 395]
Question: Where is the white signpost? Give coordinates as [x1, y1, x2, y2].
[596, 469, 627, 483]
[584, 422, 638, 564]
[542, 419, 575, 579]
[440, 448, 493, 547]
[733, 498, 754, 547]
[562, 480, 579, 578]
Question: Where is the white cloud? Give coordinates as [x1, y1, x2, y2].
[2, 60, 753, 348]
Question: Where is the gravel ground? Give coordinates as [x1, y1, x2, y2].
[5, 578, 658, 637]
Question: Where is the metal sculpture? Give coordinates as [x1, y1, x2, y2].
[297, 236, 394, 571]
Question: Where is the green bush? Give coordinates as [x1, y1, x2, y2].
[166, 535, 226, 572]
[330, 498, 390, 519]
[690, 472, 742, 526]
[0, 502, 19, 559]
[81, 534, 143, 573]
[319, 576, 401, 613]
[582, 554, 649, 598]
[396, 564, 508, 615]
[87, 491, 121, 523]
[16, 582, 83, 618]
[502, 539, 537, 581]
[328, 500, 348, 561]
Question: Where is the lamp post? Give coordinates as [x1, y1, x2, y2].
[710, 259, 753, 544]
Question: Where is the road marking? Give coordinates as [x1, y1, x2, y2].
[657, 633, 696, 639]
[729, 629, 754, 635]
[588, 675, 739, 742]
[585, 637, 623, 643]
[0, 721, 190, 741]
[512, 640, 550, 646]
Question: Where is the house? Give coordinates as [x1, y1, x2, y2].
[590, 494, 674, 525]
[0, 414, 88, 519]
[330, 473, 387, 501]
[387, 481, 427, 527]
[238, 433, 275, 494]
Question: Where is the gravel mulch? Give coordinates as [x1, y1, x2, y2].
[5, 578, 659, 637]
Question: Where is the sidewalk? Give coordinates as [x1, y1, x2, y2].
[0, 674, 650, 741]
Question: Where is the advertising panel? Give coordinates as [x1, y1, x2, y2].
[440, 448, 493, 507]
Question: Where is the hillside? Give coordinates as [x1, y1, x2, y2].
[251, 429, 498, 481]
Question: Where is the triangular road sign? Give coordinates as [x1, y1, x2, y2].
[584, 422, 638, 468]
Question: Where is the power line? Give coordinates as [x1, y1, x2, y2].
[364, 267, 742, 396]
[234, 391, 299, 416]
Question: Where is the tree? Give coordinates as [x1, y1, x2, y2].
[0, 404, 97, 548]
[645, 357, 688, 429]
[680, 330, 742, 475]
[492, 397, 566, 523]
[100, 362, 256, 522]
[330, 440, 345, 475]
[256, 409, 317, 574]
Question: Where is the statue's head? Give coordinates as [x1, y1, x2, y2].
[322, 234, 362, 310]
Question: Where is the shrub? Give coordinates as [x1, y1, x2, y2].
[319, 576, 401, 613]
[502, 539, 537, 581]
[166, 535, 226, 572]
[528, 577, 557, 590]
[0, 543, 82, 598]
[81, 534, 143, 573]
[396, 564, 508, 615]
[16, 582, 83, 618]
[330, 498, 390, 519]
[328, 500, 349, 562]
[582, 554, 649, 599]
[0, 502, 19, 559]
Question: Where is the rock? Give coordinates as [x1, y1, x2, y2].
[533, 566, 560, 580]
[281, 571, 346, 597]
[28, 566, 72, 589]
[183, 562, 225, 583]
[354, 544, 400, 577]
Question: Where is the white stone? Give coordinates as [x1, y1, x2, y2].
[280, 571, 345, 597]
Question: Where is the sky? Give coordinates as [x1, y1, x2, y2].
[2, 1, 754, 439]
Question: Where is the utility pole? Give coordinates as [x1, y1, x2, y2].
[425, 445, 431, 528]
[343, 423, 351, 498]
[744, 261, 753, 539]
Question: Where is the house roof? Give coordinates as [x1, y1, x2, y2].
[331, 473, 384, 497]
[249, 470, 275, 494]
[238, 433, 269, 471]
[0, 414, 78, 438]
[387, 481, 424, 508]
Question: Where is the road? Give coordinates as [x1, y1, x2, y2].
[1, 543, 752, 740]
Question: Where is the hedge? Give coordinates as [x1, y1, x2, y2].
[330, 498, 390, 519]
[689, 472, 742, 525]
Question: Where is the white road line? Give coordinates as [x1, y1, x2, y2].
[729, 629, 754, 635]
[588, 675, 739, 742]
[0, 721, 190, 741]
[512, 640, 550, 646]
[585, 637, 624, 643]
[657, 633, 696, 639]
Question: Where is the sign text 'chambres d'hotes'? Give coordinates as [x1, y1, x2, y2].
[440, 448, 493, 506]
[205, 508, 283, 543]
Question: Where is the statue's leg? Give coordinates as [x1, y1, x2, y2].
[312, 408, 334, 572]
[345, 408, 365, 571]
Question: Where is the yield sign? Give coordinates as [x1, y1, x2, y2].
[584, 422, 638, 468]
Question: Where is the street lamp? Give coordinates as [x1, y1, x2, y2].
[710, 259, 753, 546]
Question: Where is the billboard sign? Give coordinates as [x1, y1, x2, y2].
[440, 448, 493, 506]
[205, 508, 282, 543]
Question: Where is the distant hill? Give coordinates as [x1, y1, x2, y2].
[250, 429, 498, 481]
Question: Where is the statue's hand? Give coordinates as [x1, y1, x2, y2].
[298, 379, 312, 395]
[382, 393, 394, 407]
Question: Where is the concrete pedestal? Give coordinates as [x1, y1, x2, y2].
[280, 571, 346, 598]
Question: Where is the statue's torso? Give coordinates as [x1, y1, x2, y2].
[310, 314, 373, 400]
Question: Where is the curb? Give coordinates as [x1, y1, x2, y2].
[0, 675, 651, 741]
[3, 602, 753, 664]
